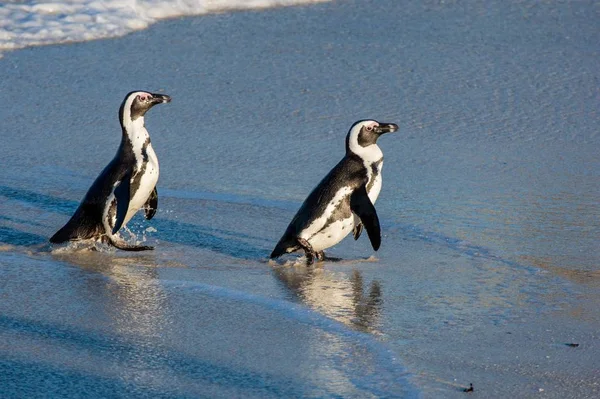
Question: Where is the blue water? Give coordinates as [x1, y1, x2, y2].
[1, 0, 599, 397]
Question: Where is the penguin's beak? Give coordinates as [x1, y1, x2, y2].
[150, 93, 171, 104]
[375, 123, 399, 134]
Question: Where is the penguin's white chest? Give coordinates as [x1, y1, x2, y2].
[125, 143, 159, 224]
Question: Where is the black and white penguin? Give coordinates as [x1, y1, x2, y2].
[270, 119, 399, 265]
[50, 91, 171, 250]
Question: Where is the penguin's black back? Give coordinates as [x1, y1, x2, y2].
[49, 146, 134, 243]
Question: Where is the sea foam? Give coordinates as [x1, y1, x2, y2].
[0, 0, 329, 56]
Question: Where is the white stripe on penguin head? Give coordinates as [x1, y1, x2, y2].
[121, 92, 149, 123]
[121, 91, 152, 149]
[347, 120, 383, 163]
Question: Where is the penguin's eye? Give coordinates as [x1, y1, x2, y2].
[366, 126, 373, 132]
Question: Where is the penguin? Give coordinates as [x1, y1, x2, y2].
[50, 91, 171, 250]
[270, 119, 398, 265]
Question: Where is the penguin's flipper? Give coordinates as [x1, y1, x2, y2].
[144, 187, 158, 220]
[353, 223, 363, 240]
[350, 185, 381, 251]
[112, 172, 132, 235]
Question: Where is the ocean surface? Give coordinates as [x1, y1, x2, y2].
[1, 0, 599, 397]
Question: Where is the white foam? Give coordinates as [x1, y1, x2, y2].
[0, 0, 329, 56]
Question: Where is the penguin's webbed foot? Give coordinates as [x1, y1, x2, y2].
[322, 254, 342, 262]
[110, 237, 154, 251]
[297, 238, 318, 266]
[119, 244, 155, 252]
[115, 244, 154, 251]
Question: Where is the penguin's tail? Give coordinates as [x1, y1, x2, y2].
[50, 221, 82, 243]
[49, 222, 96, 244]
[49, 209, 100, 244]
[49, 228, 70, 243]
[270, 236, 299, 259]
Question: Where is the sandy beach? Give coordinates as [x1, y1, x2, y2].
[1, 0, 599, 397]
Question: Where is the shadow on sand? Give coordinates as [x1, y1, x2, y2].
[0, 314, 319, 398]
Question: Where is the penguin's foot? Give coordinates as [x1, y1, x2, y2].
[110, 237, 154, 251]
[315, 251, 341, 262]
[113, 242, 155, 251]
[297, 238, 318, 266]
[321, 254, 342, 262]
[116, 244, 155, 252]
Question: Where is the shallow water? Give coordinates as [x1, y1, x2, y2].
[1, 0, 599, 397]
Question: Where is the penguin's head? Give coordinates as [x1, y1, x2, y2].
[346, 119, 399, 156]
[119, 91, 171, 124]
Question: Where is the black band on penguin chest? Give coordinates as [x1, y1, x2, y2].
[366, 158, 383, 193]
[129, 136, 152, 195]
[118, 133, 151, 198]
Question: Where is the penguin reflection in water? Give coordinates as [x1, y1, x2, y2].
[50, 91, 171, 250]
[271, 120, 398, 265]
